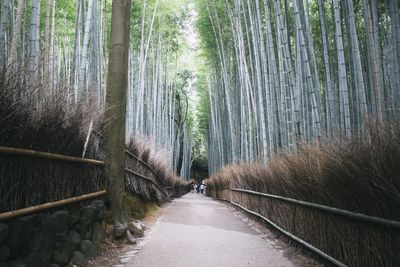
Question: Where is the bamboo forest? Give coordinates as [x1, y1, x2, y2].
[0, 0, 399, 266]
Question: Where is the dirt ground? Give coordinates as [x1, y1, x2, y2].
[83, 204, 165, 267]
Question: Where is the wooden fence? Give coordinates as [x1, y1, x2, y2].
[0, 146, 187, 220]
[0, 146, 105, 216]
[209, 188, 400, 267]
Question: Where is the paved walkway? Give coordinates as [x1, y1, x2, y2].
[122, 193, 296, 267]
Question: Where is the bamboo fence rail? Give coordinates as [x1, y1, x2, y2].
[125, 150, 154, 171]
[230, 200, 347, 267]
[125, 150, 165, 185]
[0, 146, 104, 165]
[124, 168, 169, 197]
[230, 188, 400, 228]
[0, 190, 106, 221]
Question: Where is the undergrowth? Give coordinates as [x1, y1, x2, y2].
[0, 68, 188, 210]
[126, 137, 190, 189]
[207, 124, 400, 220]
[0, 69, 103, 159]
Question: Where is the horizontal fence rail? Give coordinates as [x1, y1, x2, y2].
[0, 146, 104, 165]
[125, 150, 154, 172]
[230, 201, 347, 267]
[125, 150, 165, 186]
[0, 146, 105, 214]
[0, 191, 106, 221]
[124, 168, 169, 197]
[230, 188, 400, 229]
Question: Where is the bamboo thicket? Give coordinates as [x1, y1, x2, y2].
[197, 0, 400, 174]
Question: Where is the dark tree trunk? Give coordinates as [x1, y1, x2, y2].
[176, 128, 184, 176]
[104, 0, 132, 226]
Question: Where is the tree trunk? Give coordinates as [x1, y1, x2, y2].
[7, 0, 25, 67]
[176, 125, 185, 176]
[104, 0, 132, 226]
[363, 0, 384, 123]
[135, 0, 159, 131]
[318, 0, 335, 135]
[28, 0, 41, 80]
[333, 0, 351, 138]
[72, 0, 82, 103]
[79, 0, 94, 93]
[347, 0, 367, 131]
[49, 0, 56, 91]
[0, 0, 9, 69]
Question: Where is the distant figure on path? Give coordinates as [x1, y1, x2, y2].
[190, 182, 194, 193]
[200, 183, 205, 194]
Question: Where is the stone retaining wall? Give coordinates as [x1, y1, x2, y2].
[0, 199, 107, 267]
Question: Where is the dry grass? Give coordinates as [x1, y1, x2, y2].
[0, 69, 104, 159]
[206, 123, 400, 266]
[126, 137, 190, 201]
[0, 70, 105, 212]
[0, 69, 188, 212]
[207, 123, 400, 220]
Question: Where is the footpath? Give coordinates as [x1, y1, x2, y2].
[116, 193, 308, 267]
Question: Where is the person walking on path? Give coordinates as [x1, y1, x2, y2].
[190, 182, 194, 193]
[200, 183, 205, 194]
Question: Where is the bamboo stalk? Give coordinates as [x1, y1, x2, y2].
[230, 188, 400, 228]
[0, 146, 104, 166]
[0, 190, 106, 221]
[82, 121, 94, 158]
